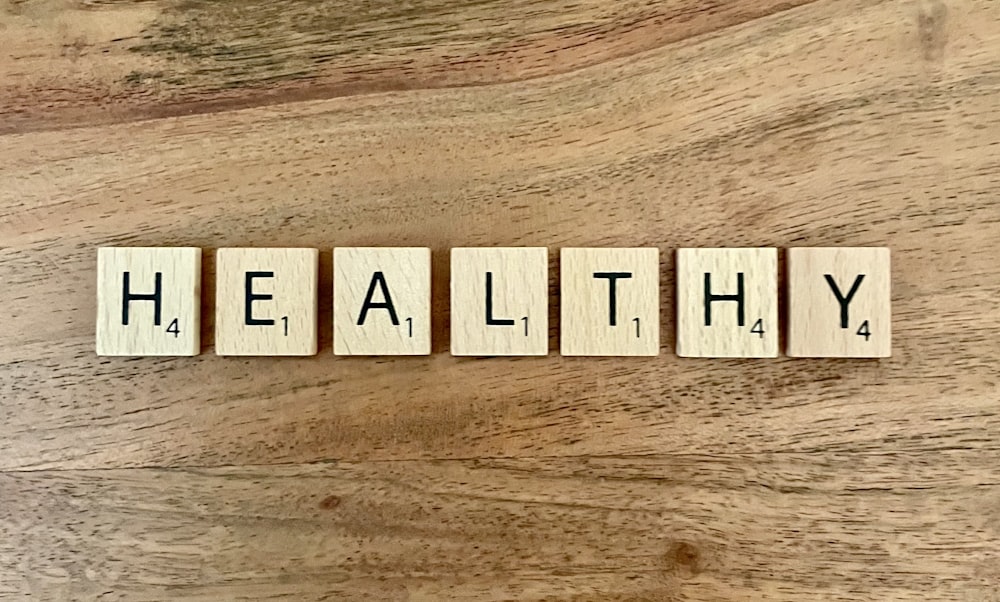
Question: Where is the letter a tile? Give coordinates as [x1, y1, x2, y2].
[451, 247, 548, 356]
[96, 247, 201, 356]
[334, 247, 431, 355]
[787, 247, 891, 358]
[560, 248, 660, 356]
[215, 248, 318, 356]
[676, 248, 778, 358]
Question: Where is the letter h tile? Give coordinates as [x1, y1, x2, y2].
[96, 247, 202, 356]
[676, 247, 778, 358]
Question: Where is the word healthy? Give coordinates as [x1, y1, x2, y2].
[95, 246, 891, 359]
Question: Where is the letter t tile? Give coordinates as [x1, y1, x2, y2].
[560, 247, 660, 356]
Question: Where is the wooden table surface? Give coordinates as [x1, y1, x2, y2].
[2, 0, 999, 599]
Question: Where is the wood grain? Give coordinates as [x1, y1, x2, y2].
[2, 0, 1000, 598]
[0, 0, 819, 134]
[2, 453, 999, 600]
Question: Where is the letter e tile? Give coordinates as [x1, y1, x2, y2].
[215, 248, 318, 356]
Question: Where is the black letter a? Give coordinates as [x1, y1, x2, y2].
[358, 272, 400, 326]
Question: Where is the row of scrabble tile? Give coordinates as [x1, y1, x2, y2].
[96, 246, 891, 358]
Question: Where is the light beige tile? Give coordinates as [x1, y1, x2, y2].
[560, 247, 659, 356]
[676, 247, 778, 358]
[451, 247, 548, 356]
[215, 248, 318, 356]
[96, 247, 201, 356]
[787, 247, 891, 358]
[333, 247, 431, 356]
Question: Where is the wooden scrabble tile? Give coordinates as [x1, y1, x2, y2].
[333, 247, 431, 355]
[96, 247, 202, 356]
[215, 248, 318, 356]
[560, 248, 660, 356]
[787, 247, 891, 358]
[676, 248, 778, 358]
[450, 247, 548, 356]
